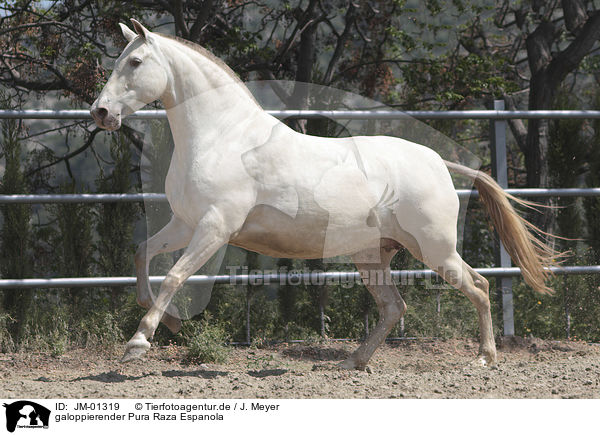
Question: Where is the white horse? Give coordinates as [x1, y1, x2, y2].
[91, 19, 558, 370]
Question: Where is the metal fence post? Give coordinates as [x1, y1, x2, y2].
[490, 99, 515, 336]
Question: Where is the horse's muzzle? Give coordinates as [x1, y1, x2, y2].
[90, 106, 121, 131]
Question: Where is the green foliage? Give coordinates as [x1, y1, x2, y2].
[277, 257, 296, 340]
[0, 119, 30, 280]
[180, 317, 231, 364]
[96, 132, 138, 309]
[51, 182, 94, 279]
[0, 117, 33, 343]
[49, 182, 95, 327]
[327, 283, 373, 339]
[18, 301, 70, 357]
[13, 297, 127, 355]
[584, 97, 600, 266]
[78, 311, 125, 349]
[510, 276, 600, 341]
[401, 54, 519, 107]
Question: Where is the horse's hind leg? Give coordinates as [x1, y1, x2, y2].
[457, 260, 495, 366]
[134, 216, 193, 333]
[340, 244, 406, 370]
[423, 249, 496, 366]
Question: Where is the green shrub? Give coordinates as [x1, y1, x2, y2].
[78, 311, 125, 349]
[18, 302, 70, 356]
[180, 317, 230, 364]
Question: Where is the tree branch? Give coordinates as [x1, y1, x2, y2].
[525, 21, 555, 75]
[322, 3, 356, 85]
[504, 95, 528, 154]
[26, 128, 101, 177]
[189, 0, 214, 41]
[0, 20, 107, 52]
[172, 0, 190, 39]
[549, 10, 600, 86]
[561, 0, 587, 35]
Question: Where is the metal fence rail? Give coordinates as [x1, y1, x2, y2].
[1, 266, 599, 289]
[0, 193, 164, 203]
[3, 108, 600, 120]
[2, 188, 600, 204]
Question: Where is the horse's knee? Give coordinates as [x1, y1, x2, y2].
[161, 273, 184, 293]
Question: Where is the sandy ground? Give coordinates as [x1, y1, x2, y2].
[1, 337, 599, 399]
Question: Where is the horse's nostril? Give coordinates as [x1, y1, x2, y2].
[95, 107, 108, 119]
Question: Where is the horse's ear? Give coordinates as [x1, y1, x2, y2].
[119, 23, 137, 43]
[130, 18, 150, 40]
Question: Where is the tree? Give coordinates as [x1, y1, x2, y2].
[412, 1, 600, 189]
[51, 181, 94, 323]
[502, 1, 600, 190]
[0, 0, 127, 103]
[0, 116, 32, 343]
[548, 90, 586, 339]
[96, 131, 139, 310]
[390, 1, 600, 193]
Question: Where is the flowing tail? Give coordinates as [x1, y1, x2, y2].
[444, 160, 564, 295]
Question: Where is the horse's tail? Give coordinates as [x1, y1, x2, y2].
[444, 160, 563, 295]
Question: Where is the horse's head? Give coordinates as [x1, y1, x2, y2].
[90, 19, 168, 130]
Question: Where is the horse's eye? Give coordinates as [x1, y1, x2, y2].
[130, 57, 142, 67]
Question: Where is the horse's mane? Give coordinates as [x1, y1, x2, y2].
[157, 33, 260, 106]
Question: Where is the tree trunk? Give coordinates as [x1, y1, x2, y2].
[289, 1, 319, 132]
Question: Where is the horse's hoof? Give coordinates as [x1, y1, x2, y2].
[121, 337, 151, 363]
[469, 354, 497, 368]
[121, 344, 150, 362]
[469, 356, 488, 367]
[161, 312, 182, 334]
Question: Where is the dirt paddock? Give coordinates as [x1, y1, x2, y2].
[1, 337, 599, 399]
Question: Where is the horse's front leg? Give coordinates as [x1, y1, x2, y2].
[123, 208, 229, 362]
[134, 216, 194, 333]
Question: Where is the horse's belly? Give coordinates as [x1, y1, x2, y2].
[229, 204, 381, 259]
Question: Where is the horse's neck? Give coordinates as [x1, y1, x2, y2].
[159, 37, 265, 152]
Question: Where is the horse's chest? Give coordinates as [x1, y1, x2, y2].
[163, 152, 254, 227]
[164, 158, 213, 224]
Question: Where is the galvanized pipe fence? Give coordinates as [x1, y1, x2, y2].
[1, 104, 600, 339]
[3, 108, 600, 120]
